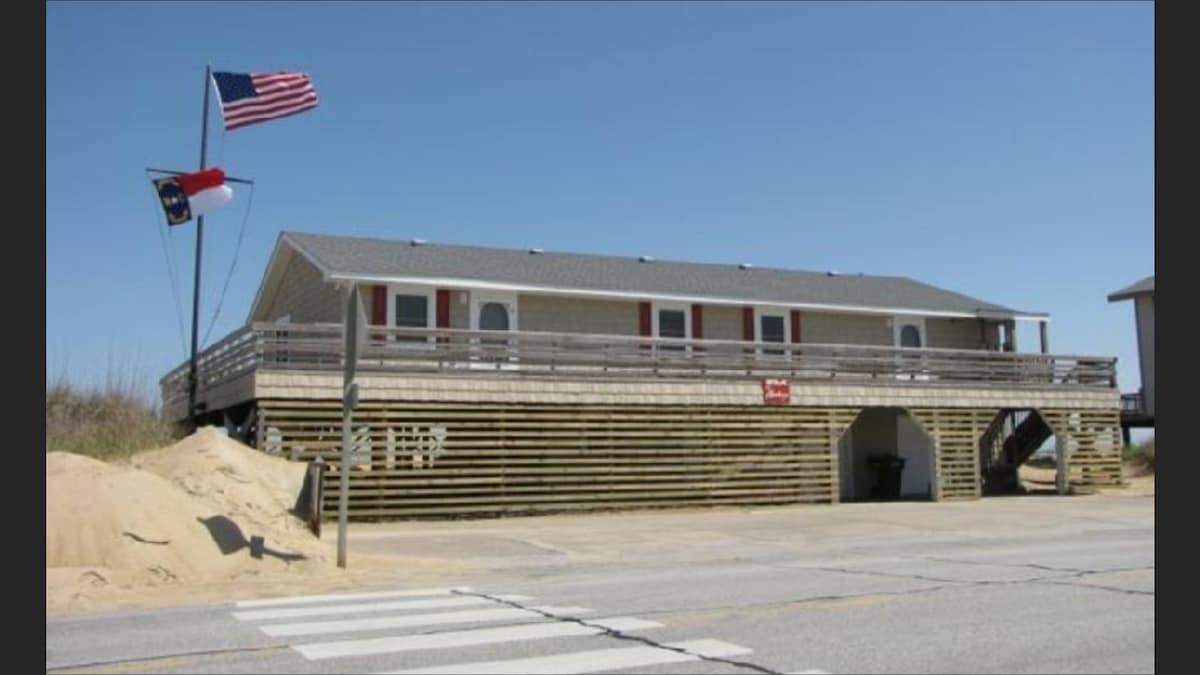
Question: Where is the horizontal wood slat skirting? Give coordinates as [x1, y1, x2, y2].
[253, 400, 1125, 519]
[1039, 408, 1125, 490]
[258, 400, 860, 519]
[908, 408, 998, 501]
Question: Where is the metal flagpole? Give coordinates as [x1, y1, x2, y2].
[187, 65, 213, 427]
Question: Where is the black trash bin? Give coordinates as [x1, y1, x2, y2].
[867, 454, 906, 498]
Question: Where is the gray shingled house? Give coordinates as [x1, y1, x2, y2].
[162, 231, 1124, 519]
[1108, 275, 1154, 441]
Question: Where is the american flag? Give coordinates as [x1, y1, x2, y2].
[211, 71, 318, 131]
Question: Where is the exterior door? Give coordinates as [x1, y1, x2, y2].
[470, 293, 518, 362]
[893, 317, 927, 380]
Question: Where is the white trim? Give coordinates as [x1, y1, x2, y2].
[326, 272, 1049, 321]
[246, 235, 292, 323]
[386, 283, 437, 329]
[893, 316, 927, 348]
[469, 290, 519, 332]
[651, 301, 690, 340]
[753, 306, 791, 344]
[282, 232, 335, 278]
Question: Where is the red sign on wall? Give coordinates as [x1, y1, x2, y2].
[761, 378, 791, 405]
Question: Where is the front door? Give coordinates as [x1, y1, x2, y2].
[893, 317, 927, 380]
[470, 293, 518, 362]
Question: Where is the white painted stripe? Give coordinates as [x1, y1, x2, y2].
[234, 594, 532, 622]
[377, 638, 752, 674]
[260, 606, 593, 637]
[235, 587, 468, 608]
[296, 617, 662, 660]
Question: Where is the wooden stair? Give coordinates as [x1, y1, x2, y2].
[982, 411, 1053, 494]
[1004, 412, 1054, 467]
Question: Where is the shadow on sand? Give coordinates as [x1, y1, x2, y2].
[196, 516, 307, 562]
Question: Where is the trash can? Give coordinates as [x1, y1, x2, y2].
[867, 454, 906, 498]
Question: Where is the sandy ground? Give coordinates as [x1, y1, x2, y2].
[46, 428, 467, 617]
[1019, 461, 1155, 496]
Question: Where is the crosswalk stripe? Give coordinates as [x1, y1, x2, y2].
[294, 617, 663, 660]
[234, 595, 533, 622]
[260, 606, 594, 637]
[376, 638, 753, 674]
[235, 587, 469, 609]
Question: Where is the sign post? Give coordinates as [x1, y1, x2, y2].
[338, 284, 367, 568]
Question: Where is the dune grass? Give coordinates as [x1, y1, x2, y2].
[46, 357, 180, 459]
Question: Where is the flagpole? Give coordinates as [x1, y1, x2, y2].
[187, 64, 212, 427]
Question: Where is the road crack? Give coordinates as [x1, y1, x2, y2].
[453, 588, 784, 674]
[773, 561, 1154, 598]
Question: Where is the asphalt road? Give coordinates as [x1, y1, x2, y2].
[46, 495, 1154, 674]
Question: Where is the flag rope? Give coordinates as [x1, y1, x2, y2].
[144, 172, 189, 360]
[201, 180, 256, 347]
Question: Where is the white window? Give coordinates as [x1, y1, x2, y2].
[651, 302, 690, 352]
[753, 307, 791, 357]
[387, 284, 436, 345]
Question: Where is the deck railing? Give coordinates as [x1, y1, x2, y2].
[161, 323, 1118, 410]
[1120, 392, 1145, 415]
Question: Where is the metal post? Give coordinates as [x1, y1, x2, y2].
[187, 65, 213, 427]
[338, 389, 352, 568]
[338, 285, 365, 568]
[1039, 320, 1049, 355]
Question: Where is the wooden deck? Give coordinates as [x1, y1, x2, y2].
[162, 323, 1118, 420]
[160, 324, 1123, 519]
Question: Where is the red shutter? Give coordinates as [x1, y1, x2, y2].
[690, 304, 703, 340]
[371, 286, 387, 325]
[742, 307, 755, 341]
[638, 302, 652, 336]
[790, 310, 802, 344]
[436, 289, 451, 328]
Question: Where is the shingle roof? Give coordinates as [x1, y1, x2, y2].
[282, 231, 1034, 317]
[1107, 276, 1154, 302]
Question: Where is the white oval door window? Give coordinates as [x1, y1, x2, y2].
[479, 302, 509, 331]
[900, 324, 922, 348]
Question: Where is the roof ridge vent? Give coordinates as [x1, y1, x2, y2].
[529, 248, 545, 255]
[410, 238, 427, 246]
[738, 263, 754, 270]
[638, 255, 655, 263]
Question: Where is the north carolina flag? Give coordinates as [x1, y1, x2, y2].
[152, 168, 234, 225]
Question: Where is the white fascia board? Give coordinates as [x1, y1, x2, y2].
[327, 272, 1040, 321]
[245, 234, 293, 324]
[280, 232, 335, 278]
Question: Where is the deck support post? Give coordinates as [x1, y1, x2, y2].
[1055, 433, 1069, 495]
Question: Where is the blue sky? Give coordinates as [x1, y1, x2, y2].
[47, 1, 1153, 401]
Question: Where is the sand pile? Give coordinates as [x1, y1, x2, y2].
[46, 427, 341, 613]
[46, 451, 236, 582]
[130, 426, 316, 553]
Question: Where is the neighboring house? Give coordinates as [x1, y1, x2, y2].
[1108, 275, 1155, 441]
[162, 231, 1124, 518]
